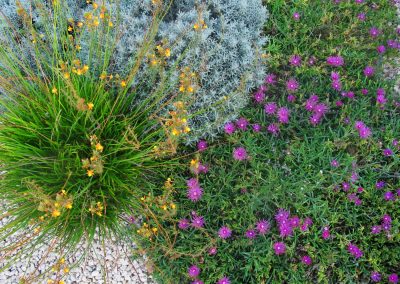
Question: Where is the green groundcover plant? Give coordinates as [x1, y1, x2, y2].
[127, 1, 400, 283]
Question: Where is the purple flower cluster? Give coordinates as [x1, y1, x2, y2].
[304, 95, 328, 125]
[326, 55, 344, 67]
[347, 243, 363, 259]
[376, 88, 387, 107]
[331, 71, 342, 91]
[321, 226, 330, 239]
[273, 242, 286, 255]
[187, 178, 203, 202]
[275, 209, 312, 237]
[354, 121, 372, 139]
[371, 214, 393, 235]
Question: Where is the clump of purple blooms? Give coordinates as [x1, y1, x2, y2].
[187, 178, 203, 202]
[347, 243, 363, 259]
[354, 121, 372, 139]
[326, 55, 344, 67]
[304, 95, 328, 125]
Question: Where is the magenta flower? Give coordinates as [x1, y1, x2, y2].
[286, 78, 299, 92]
[389, 274, 399, 284]
[208, 247, 217, 255]
[178, 219, 190, 230]
[245, 229, 256, 239]
[376, 181, 386, 189]
[188, 265, 200, 278]
[293, 12, 300, 21]
[233, 147, 248, 161]
[300, 217, 313, 231]
[371, 225, 381, 234]
[384, 191, 395, 201]
[224, 122, 236, 135]
[256, 220, 270, 235]
[187, 185, 203, 202]
[191, 216, 205, 228]
[279, 223, 294, 237]
[371, 271, 381, 282]
[264, 102, 277, 115]
[322, 226, 330, 239]
[253, 91, 265, 103]
[331, 160, 339, 167]
[236, 117, 249, 131]
[218, 226, 232, 239]
[331, 72, 340, 81]
[197, 140, 208, 152]
[290, 216, 300, 227]
[217, 277, 230, 284]
[358, 13, 366, 21]
[326, 55, 344, 67]
[265, 74, 277, 85]
[301, 255, 312, 266]
[364, 66, 375, 77]
[275, 208, 290, 223]
[331, 80, 342, 91]
[252, 124, 261, 132]
[287, 94, 296, 103]
[277, 107, 290, 124]
[361, 88, 368, 95]
[369, 27, 380, 38]
[377, 45, 386, 54]
[273, 242, 286, 255]
[267, 123, 280, 135]
[347, 243, 363, 259]
[192, 280, 204, 284]
[289, 55, 302, 66]
[382, 214, 392, 224]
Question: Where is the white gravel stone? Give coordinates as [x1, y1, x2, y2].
[0, 201, 155, 284]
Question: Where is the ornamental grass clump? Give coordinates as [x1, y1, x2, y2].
[0, 0, 202, 281]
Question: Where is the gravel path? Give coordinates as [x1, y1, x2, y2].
[0, 201, 155, 284]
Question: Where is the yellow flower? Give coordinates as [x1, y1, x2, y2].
[65, 202, 73, 209]
[100, 72, 107, 80]
[95, 143, 103, 152]
[63, 72, 70, 79]
[82, 65, 89, 72]
[87, 169, 94, 177]
[51, 87, 58, 94]
[171, 128, 179, 136]
[120, 80, 127, 87]
[92, 2, 98, 9]
[193, 23, 199, 30]
[59, 258, 65, 264]
[170, 203, 176, 209]
[52, 209, 61, 217]
[152, 227, 158, 233]
[165, 48, 171, 57]
[87, 102, 94, 110]
[108, 21, 113, 27]
[179, 86, 185, 92]
[187, 86, 194, 93]
[77, 22, 83, 28]
[75, 45, 82, 51]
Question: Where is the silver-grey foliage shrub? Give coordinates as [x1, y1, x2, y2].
[0, 0, 268, 142]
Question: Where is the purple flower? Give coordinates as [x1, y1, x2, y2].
[358, 13, 366, 21]
[327, 55, 344, 67]
[347, 243, 363, 259]
[217, 277, 230, 284]
[359, 127, 372, 139]
[342, 182, 351, 192]
[224, 122, 236, 135]
[187, 185, 203, 202]
[322, 226, 330, 239]
[300, 217, 313, 231]
[331, 80, 342, 91]
[314, 103, 328, 115]
[236, 117, 249, 131]
[355, 0, 364, 3]
[383, 148, 393, 156]
[233, 147, 248, 161]
[331, 160, 339, 167]
[301, 255, 312, 266]
[377, 45, 386, 54]
[286, 78, 299, 92]
[275, 208, 290, 223]
[364, 66, 375, 77]
[376, 181, 386, 189]
[264, 102, 277, 115]
[273, 242, 286, 255]
[369, 27, 380, 38]
[382, 214, 392, 224]
[382, 222, 391, 231]
[197, 140, 208, 152]
[179, 219, 190, 230]
[192, 280, 204, 284]
[384, 191, 395, 201]
[389, 274, 399, 284]
[265, 74, 277, 85]
[191, 216, 205, 228]
[287, 94, 296, 103]
[253, 91, 265, 103]
[371, 225, 381, 234]
[290, 216, 301, 227]
[289, 55, 302, 66]
[308, 56, 316, 65]
[188, 265, 200, 278]
[252, 124, 262, 132]
[277, 107, 290, 124]
[279, 223, 294, 237]
[245, 229, 256, 239]
[371, 271, 381, 282]
[267, 123, 280, 135]
[218, 226, 232, 239]
[208, 247, 217, 255]
[293, 12, 300, 21]
[256, 220, 270, 235]
[331, 72, 340, 81]
[361, 88, 368, 95]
